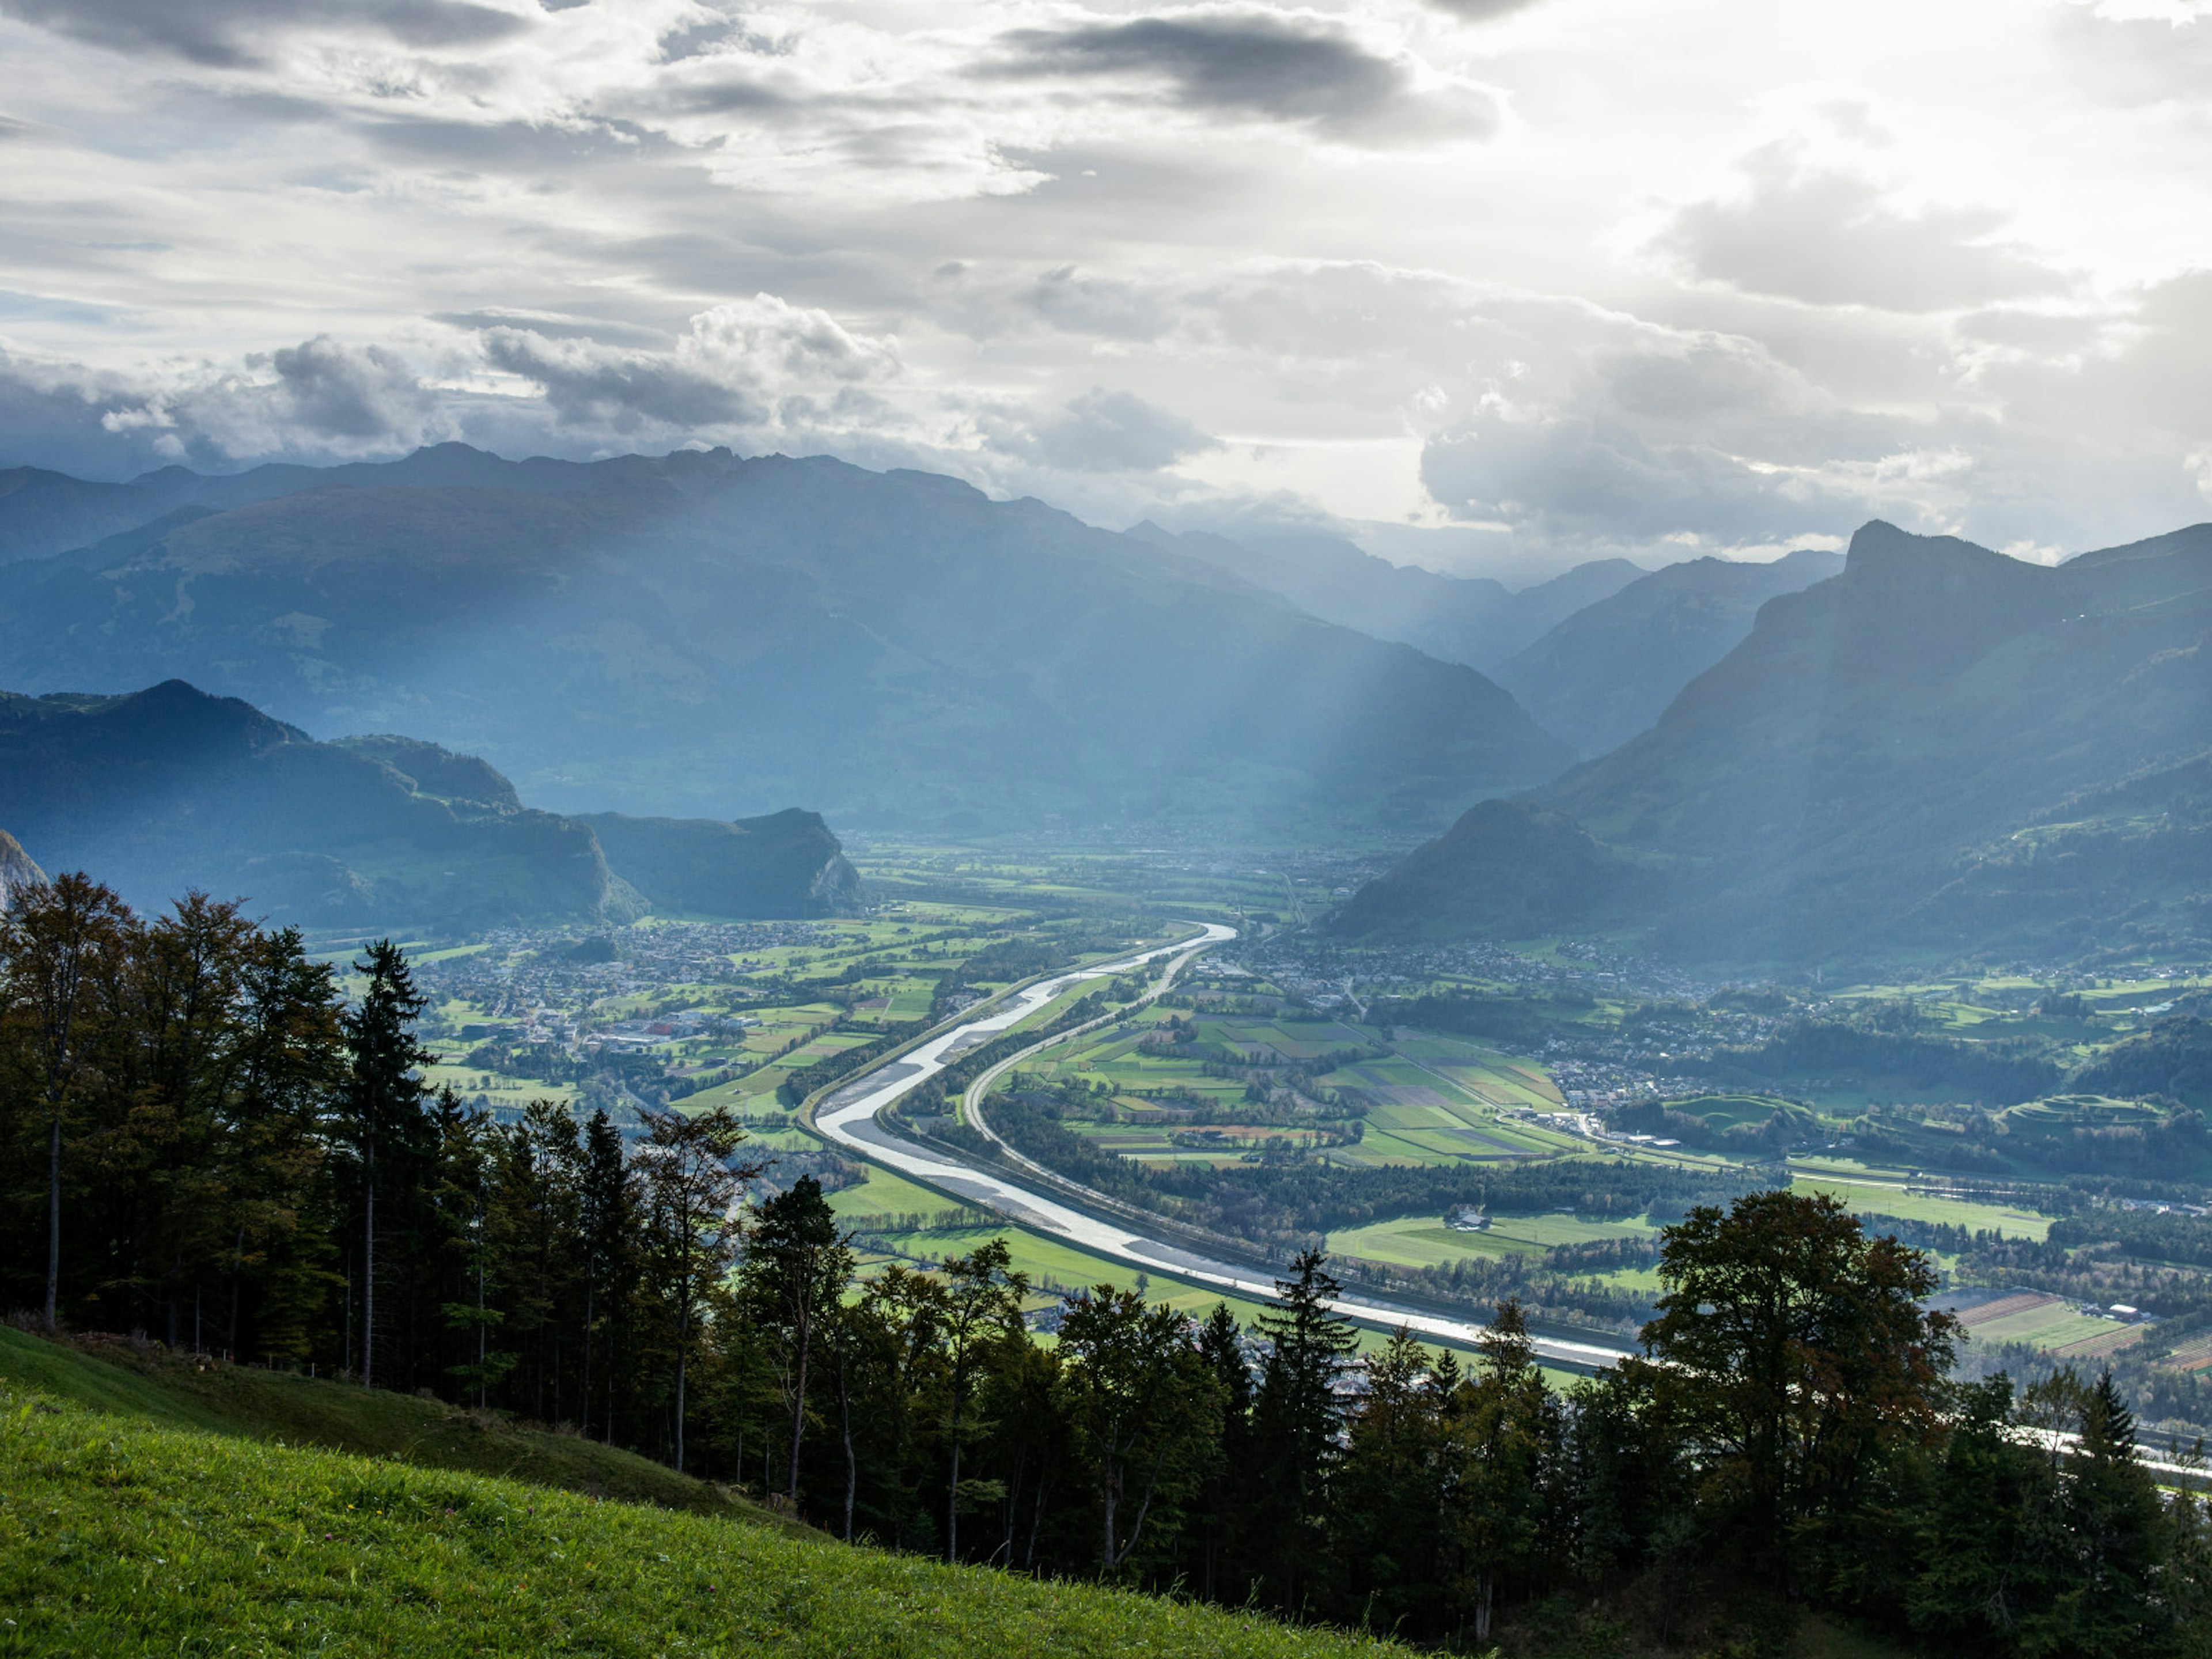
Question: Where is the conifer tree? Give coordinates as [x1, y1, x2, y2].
[1189, 1302, 1253, 1600]
[576, 1107, 635, 1442]
[1250, 1248, 1358, 1611]
[739, 1173, 853, 1506]
[339, 940, 437, 1388]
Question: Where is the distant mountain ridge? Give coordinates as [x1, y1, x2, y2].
[1340, 520, 2212, 966]
[0, 445, 1570, 835]
[0, 681, 858, 929]
[1128, 521, 1646, 673]
[1492, 548, 1846, 757]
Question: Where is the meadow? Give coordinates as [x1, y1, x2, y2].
[0, 1379, 1403, 1659]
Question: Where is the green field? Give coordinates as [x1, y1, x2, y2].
[1326, 1211, 1664, 1274]
[1016, 1012, 1591, 1172]
[1789, 1174, 2055, 1240]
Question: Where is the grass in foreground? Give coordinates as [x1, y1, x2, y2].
[0, 1382, 1403, 1659]
[0, 1327, 765, 1521]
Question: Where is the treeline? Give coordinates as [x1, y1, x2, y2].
[1609, 1096, 1817, 1153]
[2075, 1016, 2212, 1108]
[1717, 1016, 2063, 1104]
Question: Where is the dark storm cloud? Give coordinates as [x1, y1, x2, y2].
[0, 0, 529, 67]
[992, 13, 1495, 142]
[1657, 145, 2068, 313]
[481, 329, 762, 430]
[260, 336, 433, 441]
[0, 350, 172, 477]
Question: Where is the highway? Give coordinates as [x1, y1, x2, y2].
[811, 922, 1634, 1373]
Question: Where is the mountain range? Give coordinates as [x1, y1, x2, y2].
[1129, 522, 1649, 672]
[0, 446, 1570, 836]
[1490, 548, 1846, 757]
[1341, 520, 2212, 967]
[0, 680, 858, 929]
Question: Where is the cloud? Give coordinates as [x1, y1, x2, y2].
[481, 296, 901, 434]
[0, 336, 442, 474]
[988, 387, 1219, 473]
[1656, 145, 2070, 312]
[1421, 408, 1846, 546]
[1423, 0, 1543, 20]
[110, 336, 443, 459]
[0, 0, 529, 67]
[255, 336, 435, 440]
[992, 13, 1498, 144]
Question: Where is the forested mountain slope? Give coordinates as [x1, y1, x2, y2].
[0, 446, 1570, 834]
[1342, 520, 2212, 964]
[1493, 547, 1844, 756]
[0, 680, 857, 927]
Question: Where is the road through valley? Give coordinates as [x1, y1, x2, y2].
[810, 923, 1633, 1372]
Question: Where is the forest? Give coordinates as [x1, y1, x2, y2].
[3, 876, 2209, 1657]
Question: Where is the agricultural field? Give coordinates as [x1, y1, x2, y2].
[998, 1005, 1592, 1173]
[1946, 1289, 2145, 1361]
[1327, 1211, 1664, 1272]
[1787, 1175, 2055, 1240]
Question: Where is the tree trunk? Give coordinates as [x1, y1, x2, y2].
[44, 1109, 61, 1330]
[675, 1297, 689, 1475]
[580, 1278, 594, 1438]
[363, 1146, 376, 1390]
[1101, 1452, 1118, 1572]
[227, 1222, 245, 1352]
[947, 1408, 962, 1563]
[1026, 1474, 1051, 1569]
[839, 1347, 857, 1543]
[787, 1309, 810, 1506]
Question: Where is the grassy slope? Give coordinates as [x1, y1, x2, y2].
[0, 1380, 1398, 1659]
[0, 1328, 754, 1518]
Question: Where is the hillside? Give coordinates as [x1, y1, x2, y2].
[0, 446, 1571, 836]
[0, 1327, 756, 1518]
[0, 1358, 1395, 1659]
[1330, 800, 1654, 941]
[1492, 548, 1844, 757]
[1132, 521, 1645, 673]
[581, 809, 863, 917]
[1343, 520, 2212, 964]
[0, 680, 858, 928]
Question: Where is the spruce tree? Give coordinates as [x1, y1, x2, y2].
[1250, 1248, 1358, 1611]
[739, 1174, 854, 1508]
[339, 940, 436, 1390]
[576, 1107, 635, 1442]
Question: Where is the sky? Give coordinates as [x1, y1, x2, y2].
[2, 0, 2210, 579]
